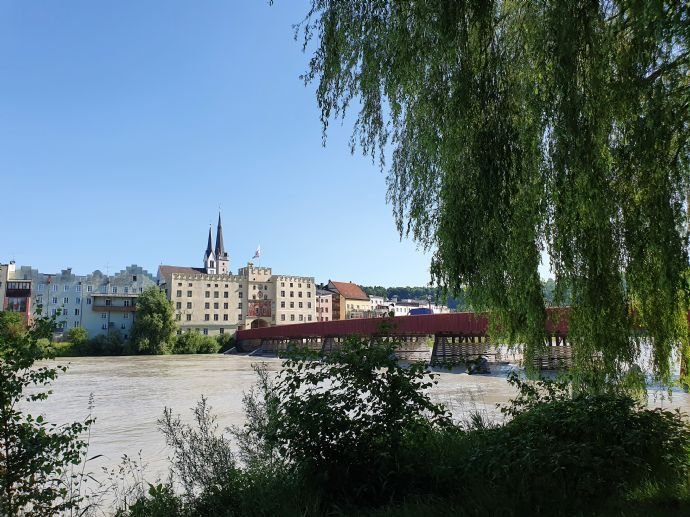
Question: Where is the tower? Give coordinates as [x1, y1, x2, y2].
[203, 225, 216, 274]
[215, 212, 230, 274]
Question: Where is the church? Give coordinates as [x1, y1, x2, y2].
[157, 213, 316, 335]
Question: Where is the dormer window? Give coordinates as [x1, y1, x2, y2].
[210, 261, 215, 268]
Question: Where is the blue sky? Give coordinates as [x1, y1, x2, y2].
[0, 1, 441, 286]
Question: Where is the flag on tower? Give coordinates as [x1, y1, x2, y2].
[252, 245, 261, 259]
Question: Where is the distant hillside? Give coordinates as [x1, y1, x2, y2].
[359, 286, 468, 311]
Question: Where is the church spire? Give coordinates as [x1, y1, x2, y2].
[215, 212, 225, 258]
[206, 225, 214, 257]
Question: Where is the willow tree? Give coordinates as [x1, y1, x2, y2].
[294, 0, 690, 388]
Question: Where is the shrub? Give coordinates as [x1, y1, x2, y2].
[171, 332, 220, 354]
[216, 333, 235, 353]
[0, 312, 93, 514]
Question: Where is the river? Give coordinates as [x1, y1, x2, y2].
[27, 355, 690, 486]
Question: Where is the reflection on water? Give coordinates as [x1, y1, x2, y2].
[26, 355, 690, 483]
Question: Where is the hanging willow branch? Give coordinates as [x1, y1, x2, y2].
[295, 0, 690, 389]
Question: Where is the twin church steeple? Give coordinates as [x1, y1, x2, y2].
[203, 213, 230, 275]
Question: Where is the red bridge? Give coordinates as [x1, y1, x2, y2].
[236, 309, 571, 369]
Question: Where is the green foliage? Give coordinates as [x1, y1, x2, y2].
[131, 287, 176, 355]
[66, 325, 88, 346]
[272, 337, 451, 504]
[0, 311, 93, 515]
[78, 330, 133, 356]
[171, 331, 220, 354]
[216, 333, 235, 353]
[0, 311, 26, 342]
[297, 0, 690, 388]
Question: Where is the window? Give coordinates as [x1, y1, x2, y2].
[176, 290, 182, 297]
[73, 321, 79, 327]
[52, 284, 58, 292]
[51, 308, 57, 316]
[87, 285, 92, 292]
[76, 285, 81, 292]
[52, 297, 58, 304]
[215, 284, 218, 287]
[264, 285, 267, 290]
[205, 314, 210, 321]
[188, 283, 193, 287]
[224, 302, 228, 309]
[307, 302, 312, 308]
[176, 314, 181, 321]
[177, 330, 182, 336]
[187, 302, 192, 309]
[87, 298, 92, 305]
[223, 314, 228, 321]
[307, 283, 311, 288]
[176, 302, 182, 309]
[281, 314, 285, 321]
[74, 308, 80, 316]
[101, 313, 107, 319]
[178, 282, 182, 287]
[186, 314, 192, 321]
[112, 287, 118, 294]
[239, 292, 243, 298]
[132, 275, 137, 281]
[280, 291, 285, 297]
[290, 314, 295, 321]
[307, 292, 311, 298]
[290, 291, 294, 297]
[203, 328, 208, 335]
[281, 301, 285, 308]
[205, 291, 210, 298]
[281, 282, 285, 287]
[205, 302, 210, 309]
[187, 290, 193, 297]
[76, 297, 81, 304]
[252, 285, 256, 291]
[64, 285, 69, 292]
[214, 291, 219, 298]
[325, 307, 328, 313]
[224, 292, 228, 298]
[219, 328, 224, 335]
[105, 299, 112, 306]
[214, 314, 219, 321]
[299, 315, 304, 321]
[299, 302, 303, 308]
[63, 297, 69, 304]
[298, 283, 302, 288]
[238, 302, 243, 309]
[214, 302, 219, 309]
[308, 315, 312, 321]
[207, 283, 211, 288]
[290, 302, 294, 308]
[102, 323, 107, 330]
[38, 284, 44, 292]
[290, 283, 293, 288]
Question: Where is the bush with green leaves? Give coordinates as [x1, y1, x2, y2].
[0, 312, 93, 515]
[272, 337, 451, 504]
[171, 331, 220, 354]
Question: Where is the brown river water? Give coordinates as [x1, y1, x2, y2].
[26, 355, 690, 486]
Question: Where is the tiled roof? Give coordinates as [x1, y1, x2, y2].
[328, 281, 370, 301]
[158, 265, 207, 278]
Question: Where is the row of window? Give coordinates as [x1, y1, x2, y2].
[279, 301, 312, 309]
[279, 314, 312, 322]
[39, 284, 142, 294]
[280, 282, 311, 289]
[279, 291, 311, 298]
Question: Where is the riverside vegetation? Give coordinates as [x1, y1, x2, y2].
[2, 312, 690, 515]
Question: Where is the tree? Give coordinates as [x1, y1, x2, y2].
[66, 326, 88, 347]
[131, 287, 176, 354]
[0, 312, 92, 514]
[295, 1, 690, 388]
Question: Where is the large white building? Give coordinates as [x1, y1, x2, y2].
[158, 214, 316, 336]
[1, 261, 157, 339]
